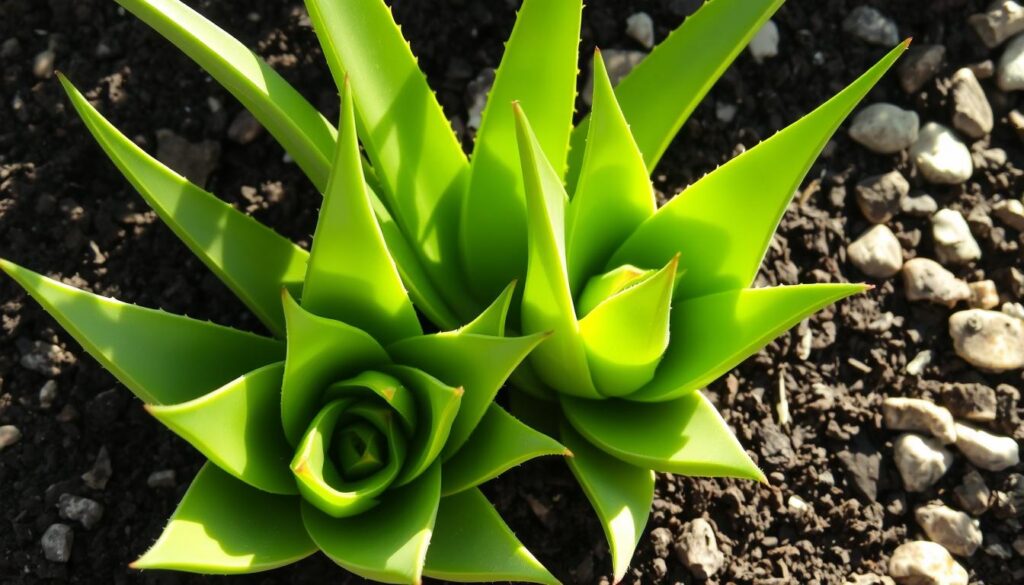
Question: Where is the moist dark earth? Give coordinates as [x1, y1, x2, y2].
[2, 0, 1023, 583]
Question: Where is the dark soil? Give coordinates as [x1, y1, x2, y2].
[2, 0, 1022, 584]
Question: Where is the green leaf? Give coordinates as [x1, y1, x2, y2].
[280, 291, 389, 444]
[325, 370, 418, 432]
[610, 42, 909, 299]
[59, 74, 308, 337]
[514, 103, 600, 399]
[131, 463, 314, 573]
[386, 366, 462, 486]
[113, 0, 337, 191]
[424, 488, 559, 585]
[459, 281, 517, 337]
[567, 0, 785, 185]
[302, 462, 440, 584]
[388, 330, 548, 458]
[566, 50, 655, 294]
[560, 421, 653, 584]
[303, 82, 421, 344]
[579, 256, 677, 398]
[461, 0, 582, 302]
[304, 0, 472, 315]
[441, 404, 568, 496]
[562, 392, 765, 481]
[576, 265, 653, 318]
[632, 283, 865, 403]
[291, 399, 404, 518]
[147, 362, 295, 495]
[0, 260, 283, 405]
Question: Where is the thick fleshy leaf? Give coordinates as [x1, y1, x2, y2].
[514, 104, 599, 399]
[441, 404, 568, 496]
[424, 488, 559, 584]
[291, 399, 404, 518]
[388, 330, 548, 458]
[325, 370, 418, 431]
[304, 0, 472, 315]
[302, 462, 440, 584]
[567, 0, 785, 185]
[131, 463, 314, 573]
[566, 50, 655, 294]
[147, 362, 295, 495]
[610, 43, 909, 299]
[562, 392, 765, 481]
[280, 291, 389, 444]
[0, 260, 282, 405]
[631, 283, 865, 403]
[561, 422, 653, 584]
[387, 366, 462, 486]
[459, 281, 517, 337]
[60, 75, 307, 337]
[579, 257, 677, 398]
[461, 0, 582, 301]
[113, 0, 337, 190]
[303, 82, 421, 344]
[576, 265, 653, 318]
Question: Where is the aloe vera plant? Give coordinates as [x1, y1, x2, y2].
[0, 0, 909, 582]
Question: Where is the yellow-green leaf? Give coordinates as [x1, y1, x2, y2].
[0, 260, 283, 405]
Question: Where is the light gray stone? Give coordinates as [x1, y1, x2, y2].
[848, 225, 903, 278]
[915, 503, 983, 557]
[894, 433, 953, 493]
[32, 48, 55, 79]
[954, 470, 991, 516]
[58, 494, 104, 529]
[81, 447, 112, 491]
[949, 309, 1024, 371]
[0, 425, 21, 451]
[856, 171, 909, 224]
[748, 19, 779, 64]
[41, 524, 73, 563]
[883, 398, 956, 444]
[674, 518, 724, 579]
[902, 258, 971, 308]
[951, 68, 994, 139]
[625, 12, 655, 49]
[38, 379, 57, 409]
[583, 50, 645, 106]
[911, 124, 973, 185]
[969, 1, 1024, 48]
[954, 422, 1020, 471]
[843, 6, 899, 47]
[147, 469, 177, 489]
[850, 104, 919, 154]
[889, 541, 968, 585]
[901, 194, 938, 217]
[931, 209, 981, 265]
[992, 198, 1024, 231]
[997, 33, 1024, 91]
[898, 45, 945, 93]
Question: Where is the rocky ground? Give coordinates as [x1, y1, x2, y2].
[1, 0, 1023, 584]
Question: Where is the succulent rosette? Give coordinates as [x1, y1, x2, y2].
[1, 77, 567, 584]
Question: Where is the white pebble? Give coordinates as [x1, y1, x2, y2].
[931, 209, 981, 265]
[911, 123, 973, 185]
[915, 503, 983, 557]
[949, 309, 1024, 371]
[997, 32, 1024, 91]
[889, 541, 968, 585]
[848, 224, 903, 278]
[883, 398, 956, 444]
[902, 258, 971, 307]
[954, 422, 1020, 471]
[748, 20, 779, 64]
[893, 433, 953, 493]
[849, 104, 919, 154]
[625, 12, 655, 49]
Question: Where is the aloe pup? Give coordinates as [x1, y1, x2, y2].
[1, 0, 907, 582]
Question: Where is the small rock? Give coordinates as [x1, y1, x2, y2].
[969, 1, 1024, 48]
[906, 350, 933, 376]
[901, 194, 938, 217]
[915, 503, 983, 557]
[625, 12, 655, 49]
[41, 524, 73, 563]
[788, 494, 811, 513]
[954, 422, 1020, 471]
[856, 171, 909, 224]
[583, 50, 645, 106]
[32, 48, 55, 79]
[57, 494, 104, 529]
[0, 38, 20, 59]
[954, 470, 991, 516]
[849, 103, 919, 154]
[0, 424, 22, 451]
[1010, 109, 1024, 139]
[985, 542, 1013, 559]
[902, 258, 971, 307]
[931, 209, 981, 265]
[226, 110, 264, 145]
[949, 309, 1024, 371]
[968, 280, 1000, 310]
[898, 45, 946, 93]
[650, 526, 673, 559]
[843, 6, 899, 47]
[911, 124, 973, 185]
[38, 379, 57, 409]
[992, 198, 1024, 231]
[941, 383, 998, 422]
[465, 68, 494, 130]
[1015, 535, 1024, 556]
[889, 541, 968, 585]
[848, 225, 903, 278]
[81, 447, 112, 490]
[674, 518, 724, 579]
[883, 398, 956, 444]
[1004, 301, 1024, 321]
[893, 433, 953, 493]
[715, 101, 738, 123]
[18, 340, 70, 377]
[968, 59, 995, 79]
[147, 469, 177, 489]
[997, 33, 1024, 91]
[748, 20, 779, 64]
[155, 129, 222, 188]
[651, 557, 668, 579]
[950, 68, 993, 139]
